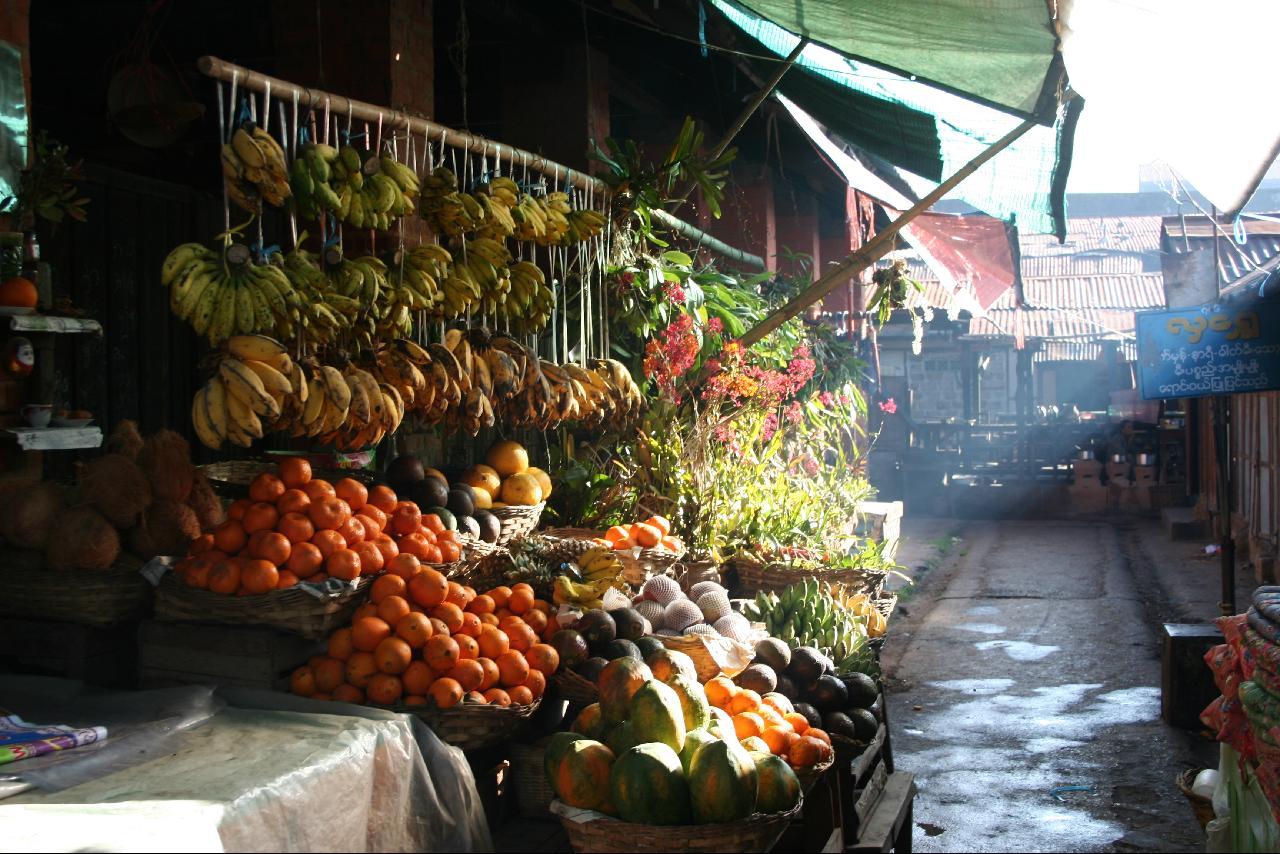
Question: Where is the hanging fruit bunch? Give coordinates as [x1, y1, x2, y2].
[221, 124, 291, 211]
[289, 143, 421, 229]
[161, 241, 301, 346]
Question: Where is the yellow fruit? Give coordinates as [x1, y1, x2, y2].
[499, 473, 543, 506]
[472, 488, 492, 510]
[526, 466, 553, 499]
[462, 464, 502, 497]
[490, 501, 509, 509]
[486, 440, 529, 477]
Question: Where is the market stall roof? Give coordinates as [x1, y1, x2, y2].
[1162, 213, 1280, 292]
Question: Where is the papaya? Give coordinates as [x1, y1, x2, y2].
[741, 736, 771, 754]
[688, 739, 758, 823]
[707, 706, 739, 743]
[571, 702, 608, 740]
[645, 648, 698, 684]
[554, 740, 616, 812]
[609, 743, 692, 825]
[544, 732, 589, 785]
[668, 674, 711, 732]
[678, 729, 719, 776]
[606, 720, 643, 756]
[753, 752, 802, 814]
[599, 656, 653, 724]
[630, 679, 686, 753]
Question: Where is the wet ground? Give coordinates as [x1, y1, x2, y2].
[882, 520, 1214, 853]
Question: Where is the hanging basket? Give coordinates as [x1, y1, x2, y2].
[0, 548, 151, 627]
[153, 571, 371, 640]
[390, 697, 540, 751]
[551, 799, 801, 853]
[490, 502, 545, 545]
[1175, 768, 1217, 830]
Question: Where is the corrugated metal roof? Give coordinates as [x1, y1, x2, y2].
[1022, 216, 1164, 255]
[909, 274, 1165, 312]
[967, 308, 1137, 340]
[1034, 339, 1137, 363]
[1162, 214, 1280, 287]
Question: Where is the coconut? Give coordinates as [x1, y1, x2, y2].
[714, 613, 752, 643]
[105, 419, 144, 461]
[688, 581, 726, 601]
[137, 430, 195, 503]
[46, 507, 120, 571]
[634, 599, 665, 627]
[0, 481, 63, 549]
[186, 472, 224, 530]
[80, 453, 152, 528]
[697, 590, 733, 624]
[643, 575, 683, 606]
[662, 599, 704, 633]
[129, 499, 200, 559]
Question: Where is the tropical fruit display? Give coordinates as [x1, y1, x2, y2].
[289, 577, 560, 708]
[602, 515, 685, 554]
[547, 648, 803, 825]
[634, 576, 758, 644]
[741, 578, 878, 670]
[171, 458, 468, 595]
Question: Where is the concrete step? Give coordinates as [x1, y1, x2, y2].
[1163, 507, 1211, 541]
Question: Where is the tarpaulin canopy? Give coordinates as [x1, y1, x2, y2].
[895, 211, 1022, 312]
[731, 0, 1063, 119]
[713, 0, 1082, 238]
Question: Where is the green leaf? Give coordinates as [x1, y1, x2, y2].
[661, 250, 694, 267]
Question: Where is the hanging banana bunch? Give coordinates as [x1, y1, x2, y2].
[222, 124, 291, 212]
[161, 241, 302, 346]
[278, 244, 358, 347]
[420, 166, 485, 236]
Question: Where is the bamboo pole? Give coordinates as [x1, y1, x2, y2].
[651, 209, 764, 268]
[734, 115, 1041, 351]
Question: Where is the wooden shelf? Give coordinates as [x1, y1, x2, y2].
[3, 426, 103, 450]
[8, 314, 102, 335]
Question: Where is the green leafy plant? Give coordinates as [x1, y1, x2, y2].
[0, 132, 89, 227]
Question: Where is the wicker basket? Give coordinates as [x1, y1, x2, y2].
[794, 754, 835, 794]
[674, 561, 722, 594]
[491, 502, 545, 545]
[0, 548, 151, 627]
[552, 799, 801, 853]
[730, 556, 886, 598]
[153, 571, 371, 640]
[393, 698, 540, 751]
[553, 668, 600, 705]
[511, 738, 557, 820]
[1175, 768, 1217, 829]
[649, 633, 755, 682]
[199, 460, 379, 499]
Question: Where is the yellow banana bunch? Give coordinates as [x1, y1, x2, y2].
[578, 547, 625, 583]
[323, 146, 419, 230]
[222, 125, 291, 211]
[552, 574, 622, 608]
[160, 241, 301, 345]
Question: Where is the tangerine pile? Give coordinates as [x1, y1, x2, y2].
[601, 514, 685, 553]
[173, 457, 465, 596]
[289, 573, 561, 707]
[703, 675, 834, 770]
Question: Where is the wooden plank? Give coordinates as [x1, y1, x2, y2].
[851, 724, 887, 784]
[853, 761, 889, 825]
[849, 773, 916, 853]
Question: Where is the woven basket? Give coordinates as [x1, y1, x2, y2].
[553, 668, 600, 705]
[794, 754, 835, 794]
[153, 572, 371, 640]
[198, 460, 273, 497]
[392, 698, 540, 751]
[1175, 768, 1216, 829]
[491, 502, 545, 545]
[730, 556, 886, 598]
[511, 738, 557, 820]
[0, 548, 151, 627]
[648, 633, 754, 682]
[674, 561, 722, 594]
[553, 799, 801, 853]
[617, 547, 685, 587]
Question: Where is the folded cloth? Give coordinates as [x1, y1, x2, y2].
[1255, 588, 1280, 625]
[1248, 607, 1280, 643]
[1240, 680, 1280, 745]
[1240, 627, 1280, 681]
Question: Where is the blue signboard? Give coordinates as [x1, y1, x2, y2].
[1136, 301, 1280, 400]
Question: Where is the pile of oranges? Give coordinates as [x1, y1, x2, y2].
[290, 570, 561, 707]
[173, 458, 466, 596]
[703, 675, 834, 770]
[601, 515, 685, 553]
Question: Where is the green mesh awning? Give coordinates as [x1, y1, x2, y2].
[732, 0, 1061, 119]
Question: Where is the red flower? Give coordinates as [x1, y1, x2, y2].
[878, 398, 897, 415]
[663, 282, 686, 303]
[706, 316, 724, 335]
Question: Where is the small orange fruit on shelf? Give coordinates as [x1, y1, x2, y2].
[351, 616, 392, 652]
[424, 635, 460, 672]
[302, 479, 336, 500]
[309, 496, 351, 532]
[370, 573, 407, 604]
[367, 484, 398, 514]
[525, 643, 560, 676]
[477, 657, 500, 691]
[275, 570, 299, 589]
[337, 515, 367, 547]
[376, 595, 411, 627]
[431, 602, 465, 633]
[644, 515, 671, 536]
[313, 658, 346, 693]
[448, 658, 485, 692]
[241, 559, 280, 594]
[508, 685, 534, 706]
[250, 531, 291, 566]
[277, 511, 315, 545]
[496, 650, 530, 687]
[386, 553, 422, 581]
[213, 520, 247, 554]
[311, 529, 347, 559]
[733, 712, 765, 740]
[409, 568, 448, 608]
[366, 673, 403, 705]
[286, 542, 323, 578]
[356, 505, 387, 534]
[0, 276, 38, 309]
[454, 633, 480, 660]
[289, 666, 316, 697]
[485, 440, 529, 477]
[402, 660, 433, 695]
[352, 541, 385, 575]
[334, 478, 368, 511]
[477, 625, 510, 659]
[278, 457, 312, 489]
[332, 684, 364, 704]
[523, 669, 547, 700]
[277, 488, 311, 515]
[327, 627, 355, 661]
[482, 687, 511, 706]
[226, 499, 251, 521]
[326, 548, 362, 581]
[632, 523, 662, 548]
[372, 534, 399, 565]
[249, 473, 286, 504]
[207, 559, 241, 595]
[345, 651, 379, 689]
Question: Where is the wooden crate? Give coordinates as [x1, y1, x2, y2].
[847, 772, 916, 853]
[137, 620, 320, 691]
[0, 617, 137, 688]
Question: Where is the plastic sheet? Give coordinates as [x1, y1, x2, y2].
[0, 679, 493, 853]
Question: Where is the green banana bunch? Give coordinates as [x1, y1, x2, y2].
[289, 143, 343, 219]
[278, 243, 357, 346]
[749, 581, 871, 670]
[419, 166, 485, 237]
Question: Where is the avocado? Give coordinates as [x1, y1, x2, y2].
[848, 707, 879, 742]
[635, 636, 666, 659]
[447, 486, 476, 518]
[753, 637, 791, 672]
[807, 674, 849, 713]
[474, 510, 501, 543]
[609, 607, 650, 641]
[794, 702, 823, 731]
[414, 476, 449, 510]
[425, 506, 456, 531]
[576, 609, 617, 649]
[457, 515, 481, 539]
[575, 656, 609, 683]
[840, 671, 879, 708]
[786, 646, 825, 688]
[603, 639, 642, 661]
[550, 629, 590, 669]
[822, 711, 859, 742]
[775, 674, 800, 701]
[386, 454, 425, 489]
[735, 664, 778, 696]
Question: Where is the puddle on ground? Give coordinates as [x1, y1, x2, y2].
[928, 678, 1016, 695]
[975, 639, 1060, 661]
[956, 623, 1008, 635]
[966, 605, 1000, 615]
[1025, 737, 1085, 753]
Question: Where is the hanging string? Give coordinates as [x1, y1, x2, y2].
[278, 100, 298, 249]
[216, 81, 231, 236]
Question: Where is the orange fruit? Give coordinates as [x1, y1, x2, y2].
[421, 513, 446, 535]
[487, 586, 512, 608]
[705, 676, 737, 708]
[367, 484, 398, 514]
[289, 666, 315, 696]
[458, 611, 483, 637]
[353, 602, 378, 622]
[313, 657, 346, 693]
[506, 622, 538, 653]
[302, 478, 336, 500]
[483, 688, 511, 706]
[377, 595, 412, 626]
[374, 636, 413, 674]
[728, 690, 762, 715]
[508, 685, 534, 705]
[783, 712, 810, 734]
[448, 658, 485, 692]
[496, 650, 530, 687]
[372, 533, 400, 565]
[805, 728, 832, 747]
[467, 594, 496, 615]
[366, 673, 403, 705]
[207, 559, 241, 595]
[337, 515, 367, 547]
[429, 677, 464, 708]
[523, 669, 547, 700]
[631, 523, 662, 548]
[477, 656, 500, 691]
[371, 573, 408, 604]
[277, 488, 311, 515]
[477, 625, 510, 659]
[604, 526, 630, 543]
[454, 634, 480, 660]
[389, 504, 422, 537]
[522, 608, 548, 633]
[761, 726, 796, 756]
[240, 558, 280, 594]
[309, 496, 351, 532]
[660, 536, 684, 552]
[428, 617, 451, 638]
[326, 548, 362, 581]
[226, 499, 251, 521]
[397, 532, 431, 561]
[644, 515, 671, 536]
[445, 581, 469, 608]
[278, 457, 312, 489]
[387, 553, 422, 581]
[409, 569, 449, 608]
[351, 616, 392, 652]
[431, 602, 465, 633]
[287, 542, 324, 577]
[334, 478, 368, 511]
[758, 706, 788, 730]
[332, 683, 364, 704]
[353, 541, 385, 575]
[345, 651, 378, 689]
[507, 587, 534, 615]
[189, 533, 215, 555]
[356, 504, 386, 534]
[424, 635, 460, 672]
[403, 695, 428, 706]
[250, 531, 292, 566]
[479, 613, 500, 627]
[311, 528, 348, 559]
[0, 276, 38, 309]
[733, 712, 765, 740]
[277, 511, 315, 545]
[524, 643, 560, 676]
[402, 660, 433, 695]
[249, 473, 286, 504]
[396, 612, 434, 648]
[213, 520, 248, 554]
[327, 627, 355, 661]
[275, 569, 300, 589]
